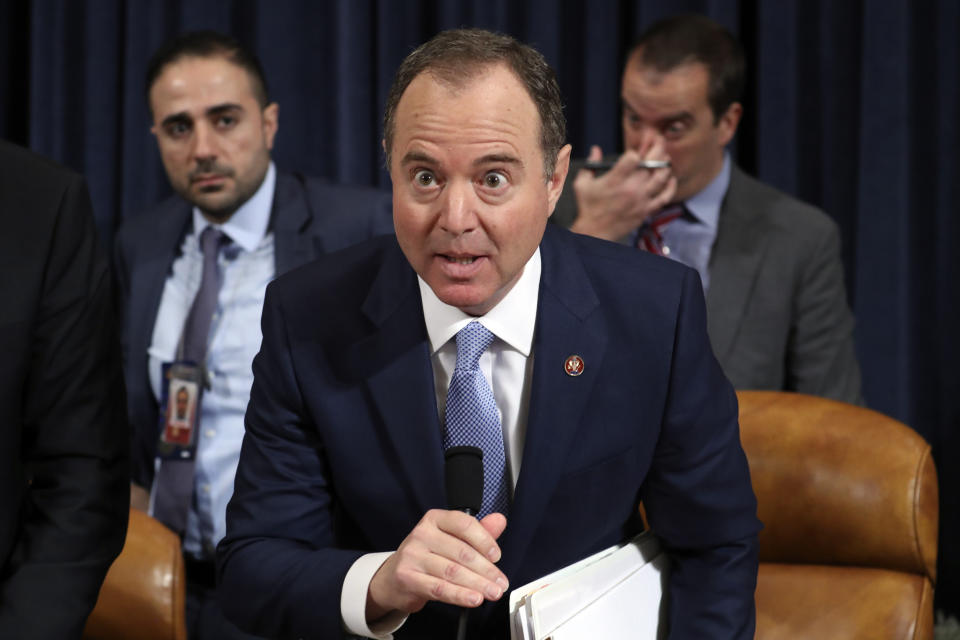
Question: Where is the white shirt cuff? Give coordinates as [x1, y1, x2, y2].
[341, 551, 408, 638]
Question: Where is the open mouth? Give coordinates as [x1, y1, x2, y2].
[444, 255, 479, 265]
[437, 253, 486, 277]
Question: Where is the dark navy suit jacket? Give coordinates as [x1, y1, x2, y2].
[218, 224, 761, 639]
[113, 172, 394, 489]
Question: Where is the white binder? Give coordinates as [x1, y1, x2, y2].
[508, 532, 669, 639]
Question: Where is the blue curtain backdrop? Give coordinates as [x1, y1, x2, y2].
[2, 0, 957, 614]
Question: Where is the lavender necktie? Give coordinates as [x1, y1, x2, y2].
[443, 321, 510, 518]
[181, 227, 229, 363]
[153, 226, 227, 536]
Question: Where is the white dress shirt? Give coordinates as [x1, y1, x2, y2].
[148, 163, 277, 558]
[340, 249, 542, 638]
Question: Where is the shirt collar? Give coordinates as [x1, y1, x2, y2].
[683, 152, 729, 231]
[192, 162, 276, 252]
[419, 248, 541, 357]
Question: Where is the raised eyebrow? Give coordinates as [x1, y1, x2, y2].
[659, 111, 694, 127]
[400, 151, 437, 167]
[474, 153, 522, 168]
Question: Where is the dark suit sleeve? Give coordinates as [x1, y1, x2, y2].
[642, 268, 760, 639]
[0, 173, 129, 636]
[786, 221, 862, 404]
[217, 284, 363, 639]
[111, 227, 154, 489]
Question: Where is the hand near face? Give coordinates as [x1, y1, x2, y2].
[570, 140, 676, 242]
[366, 510, 508, 623]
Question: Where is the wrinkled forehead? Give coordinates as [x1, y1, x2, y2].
[394, 64, 540, 144]
[392, 65, 541, 155]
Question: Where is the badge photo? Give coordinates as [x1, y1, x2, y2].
[163, 378, 199, 447]
[156, 361, 205, 460]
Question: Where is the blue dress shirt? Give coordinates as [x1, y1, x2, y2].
[658, 153, 730, 293]
[148, 163, 277, 558]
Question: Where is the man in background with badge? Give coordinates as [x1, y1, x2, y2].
[113, 30, 393, 639]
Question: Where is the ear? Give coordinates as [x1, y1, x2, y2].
[150, 124, 159, 138]
[381, 138, 390, 174]
[716, 102, 743, 148]
[546, 143, 572, 217]
[262, 102, 280, 149]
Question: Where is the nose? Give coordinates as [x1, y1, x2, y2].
[191, 121, 217, 161]
[438, 180, 478, 235]
[640, 126, 663, 149]
[625, 124, 662, 152]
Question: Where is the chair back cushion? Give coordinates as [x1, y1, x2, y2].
[737, 391, 937, 581]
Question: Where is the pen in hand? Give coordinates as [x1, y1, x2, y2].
[585, 158, 670, 173]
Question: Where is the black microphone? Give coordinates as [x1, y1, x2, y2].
[445, 445, 483, 515]
[444, 445, 483, 640]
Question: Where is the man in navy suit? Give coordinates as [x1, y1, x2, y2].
[114, 31, 393, 639]
[219, 29, 760, 639]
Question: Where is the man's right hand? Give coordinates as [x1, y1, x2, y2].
[570, 143, 676, 242]
[365, 509, 508, 624]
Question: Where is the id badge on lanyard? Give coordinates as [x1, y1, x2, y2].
[157, 361, 204, 460]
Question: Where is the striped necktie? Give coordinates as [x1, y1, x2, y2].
[637, 204, 686, 256]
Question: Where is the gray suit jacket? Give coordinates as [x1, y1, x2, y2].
[114, 171, 395, 488]
[553, 160, 861, 403]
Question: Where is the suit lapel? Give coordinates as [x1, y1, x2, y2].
[705, 166, 767, 361]
[271, 172, 315, 276]
[343, 228, 610, 554]
[130, 204, 191, 375]
[499, 226, 607, 577]
[346, 245, 445, 515]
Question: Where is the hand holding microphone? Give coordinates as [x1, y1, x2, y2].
[445, 446, 492, 640]
[365, 447, 508, 627]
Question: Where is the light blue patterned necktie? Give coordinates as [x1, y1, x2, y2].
[443, 321, 510, 518]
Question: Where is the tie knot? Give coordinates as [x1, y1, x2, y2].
[648, 203, 686, 229]
[636, 203, 687, 254]
[199, 226, 229, 257]
[454, 321, 495, 372]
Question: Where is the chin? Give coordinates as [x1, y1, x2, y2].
[432, 287, 486, 315]
[441, 290, 501, 317]
[195, 196, 239, 221]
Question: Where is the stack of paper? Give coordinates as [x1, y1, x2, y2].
[509, 532, 669, 639]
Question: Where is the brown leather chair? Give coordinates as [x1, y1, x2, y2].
[738, 391, 938, 640]
[83, 509, 187, 640]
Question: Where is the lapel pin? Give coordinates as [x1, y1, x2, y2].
[564, 354, 584, 377]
